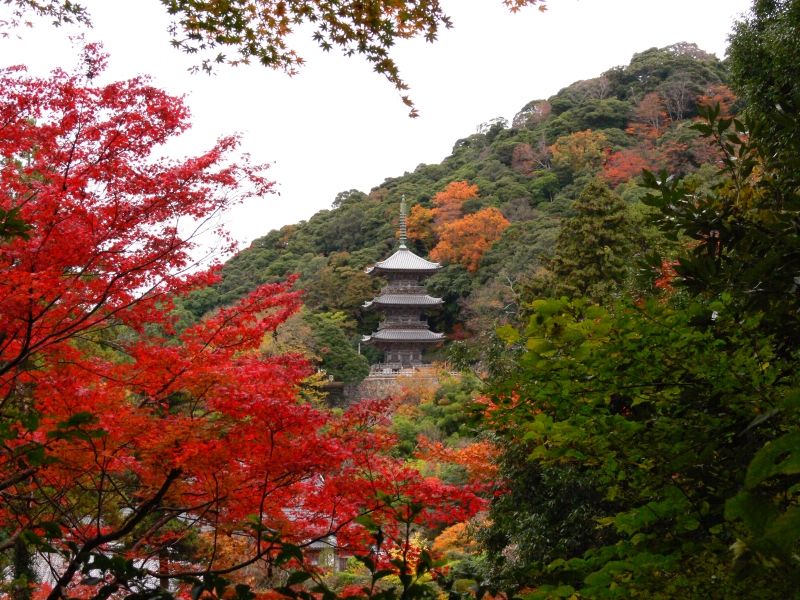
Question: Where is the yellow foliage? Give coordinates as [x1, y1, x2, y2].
[396, 371, 441, 404]
[549, 129, 609, 174]
[407, 204, 435, 245]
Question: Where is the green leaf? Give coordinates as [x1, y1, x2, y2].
[61, 412, 99, 427]
[762, 505, 800, 559]
[0, 206, 31, 240]
[356, 554, 375, 572]
[47, 412, 107, 442]
[415, 549, 432, 576]
[286, 571, 312, 587]
[24, 444, 46, 466]
[584, 568, 612, 587]
[547, 558, 567, 572]
[19, 410, 40, 431]
[690, 122, 713, 135]
[496, 324, 520, 345]
[275, 543, 304, 566]
[19, 530, 43, 546]
[234, 584, 256, 600]
[745, 432, 800, 489]
[782, 389, 800, 411]
[552, 585, 576, 597]
[39, 521, 62, 539]
[725, 491, 779, 536]
[354, 514, 378, 530]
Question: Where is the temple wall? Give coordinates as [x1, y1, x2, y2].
[344, 366, 443, 402]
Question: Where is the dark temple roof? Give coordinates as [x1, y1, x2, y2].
[365, 246, 441, 274]
[363, 294, 444, 309]
[362, 329, 445, 344]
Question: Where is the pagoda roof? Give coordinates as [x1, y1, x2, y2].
[362, 329, 445, 343]
[365, 246, 441, 274]
[363, 294, 443, 309]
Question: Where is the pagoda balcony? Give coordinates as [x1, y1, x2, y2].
[377, 319, 429, 330]
[380, 284, 427, 295]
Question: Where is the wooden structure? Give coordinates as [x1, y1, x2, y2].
[362, 200, 444, 371]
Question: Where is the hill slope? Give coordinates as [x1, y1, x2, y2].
[183, 42, 733, 381]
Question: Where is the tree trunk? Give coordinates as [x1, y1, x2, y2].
[11, 537, 35, 600]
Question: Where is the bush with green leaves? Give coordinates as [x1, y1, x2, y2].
[485, 296, 799, 597]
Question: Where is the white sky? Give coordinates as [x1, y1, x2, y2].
[1, 0, 752, 256]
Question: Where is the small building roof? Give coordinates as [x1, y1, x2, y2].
[362, 329, 445, 343]
[365, 247, 441, 274]
[363, 294, 444, 309]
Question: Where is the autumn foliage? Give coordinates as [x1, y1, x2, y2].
[408, 182, 509, 272]
[429, 208, 510, 272]
[628, 92, 671, 138]
[417, 439, 500, 488]
[697, 84, 737, 117]
[2, 0, 547, 117]
[549, 129, 609, 174]
[432, 181, 478, 225]
[407, 205, 435, 245]
[0, 51, 481, 599]
[601, 86, 737, 185]
[602, 148, 656, 186]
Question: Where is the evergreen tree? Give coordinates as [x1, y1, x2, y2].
[728, 0, 800, 170]
[549, 180, 634, 301]
[305, 311, 370, 384]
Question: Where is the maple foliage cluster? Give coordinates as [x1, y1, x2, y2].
[0, 50, 482, 599]
[600, 84, 735, 186]
[542, 84, 735, 189]
[407, 181, 510, 272]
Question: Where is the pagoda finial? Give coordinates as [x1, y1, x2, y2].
[399, 195, 408, 248]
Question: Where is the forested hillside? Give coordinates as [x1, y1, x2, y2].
[183, 42, 733, 380]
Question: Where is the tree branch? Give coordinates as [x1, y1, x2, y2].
[45, 467, 182, 600]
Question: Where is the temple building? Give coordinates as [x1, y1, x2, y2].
[361, 200, 444, 371]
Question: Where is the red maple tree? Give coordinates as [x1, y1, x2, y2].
[602, 148, 656, 186]
[0, 49, 481, 600]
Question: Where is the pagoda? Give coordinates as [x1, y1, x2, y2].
[362, 200, 444, 370]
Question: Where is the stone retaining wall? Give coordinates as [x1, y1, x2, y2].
[344, 365, 446, 402]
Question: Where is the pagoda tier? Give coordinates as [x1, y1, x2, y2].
[363, 329, 444, 343]
[365, 247, 440, 275]
[361, 199, 444, 368]
[362, 292, 443, 309]
[361, 285, 445, 363]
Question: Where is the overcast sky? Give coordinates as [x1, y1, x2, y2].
[2, 0, 753, 256]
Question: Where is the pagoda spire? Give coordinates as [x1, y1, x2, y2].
[399, 196, 407, 248]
